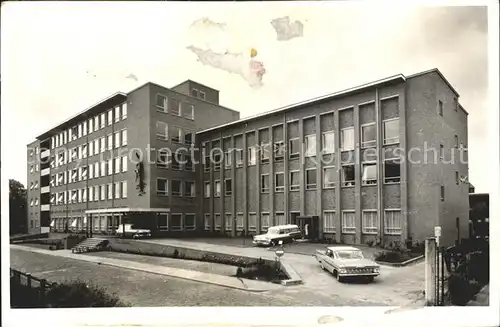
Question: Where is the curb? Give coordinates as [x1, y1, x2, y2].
[376, 255, 424, 267]
[280, 262, 303, 286]
[11, 245, 270, 293]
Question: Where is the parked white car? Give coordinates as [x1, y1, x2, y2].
[253, 224, 302, 246]
[314, 246, 380, 282]
[115, 224, 151, 239]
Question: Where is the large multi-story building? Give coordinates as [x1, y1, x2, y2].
[26, 80, 239, 235]
[26, 68, 469, 247]
[197, 68, 470, 247]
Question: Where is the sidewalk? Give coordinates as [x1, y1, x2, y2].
[10, 245, 280, 292]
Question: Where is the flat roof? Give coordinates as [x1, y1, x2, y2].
[197, 73, 406, 134]
[36, 92, 127, 141]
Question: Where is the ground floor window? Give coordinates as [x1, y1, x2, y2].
[275, 212, 286, 226]
[225, 213, 232, 231]
[261, 212, 270, 232]
[185, 214, 195, 231]
[248, 212, 257, 232]
[204, 214, 211, 231]
[214, 214, 221, 231]
[171, 214, 182, 231]
[158, 213, 168, 230]
[342, 211, 356, 234]
[323, 211, 335, 233]
[384, 210, 401, 235]
[362, 210, 378, 234]
[94, 217, 100, 231]
[236, 213, 244, 231]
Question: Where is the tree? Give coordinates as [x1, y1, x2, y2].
[9, 179, 27, 235]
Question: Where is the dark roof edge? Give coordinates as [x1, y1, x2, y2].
[196, 73, 406, 134]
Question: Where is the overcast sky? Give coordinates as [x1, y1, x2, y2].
[0, 3, 490, 193]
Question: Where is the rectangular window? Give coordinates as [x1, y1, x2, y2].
[100, 113, 106, 128]
[199, 90, 206, 100]
[275, 212, 286, 226]
[248, 212, 257, 232]
[191, 88, 199, 98]
[456, 171, 460, 185]
[204, 182, 211, 198]
[236, 213, 244, 231]
[341, 127, 354, 151]
[122, 102, 127, 119]
[171, 180, 182, 197]
[94, 162, 100, 178]
[100, 185, 105, 200]
[323, 211, 335, 233]
[247, 146, 256, 165]
[121, 129, 127, 146]
[204, 153, 210, 172]
[157, 178, 168, 196]
[260, 143, 270, 164]
[184, 132, 193, 146]
[114, 106, 120, 123]
[157, 150, 169, 169]
[78, 124, 83, 138]
[89, 163, 94, 179]
[184, 155, 194, 171]
[260, 212, 270, 232]
[156, 94, 168, 112]
[107, 183, 113, 199]
[94, 116, 99, 132]
[185, 214, 195, 231]
[440, 144, 444, 160]
[235, 148, 243, 167]
[214, 180, 221, 197]
[121, 181, 127, 198]
[362, 211, 378, 234]
[182, 103, 194, 120]
[290, 171, 300, 191]
[204, 214, 211, 231]
[171, 214, 182, 231]
[89, 141, 94, 157]
[454, 97, 458, 111]
[274, 141, 285, 161]
[305, 135, 316, 157]
[224, 179, 232, 196]
[93, 139, 99, 155]
[438, 100, 443, 116]
[342, 164, 355, 187]
[107, 110, 113, 126]
[184, 181, 195, 197]
[322, 131, 335, 154]
[114, 182, 121, 199]
[361, 123, 376, 148]
[225, 213, 232, 231]
[214, 214, 221, 231]
[100, 137, 106, 153]
[114, 157, 121, 174]
[384, 210, 401, 235]
[261, 174, 270, 193]
[171, 126, 182, 144]
[306, 169, 317, 190]
[83, 121, 88, 136]
[158, 213, 168, 231]
[170, 97, 181, 116]
[362, 162, 377, 185]
[89, 187, 94, 202]
[107, 158, 113, 175]
[289, 138, 300, 159]
[441, 185, 445, 201]
[384, 159, 400, 184]
[275, 172, 284, 192]
[114, 132, 120, 149]
[171, 154, 181, 170]
[156, 121, 168, 140]
[224, 150, 232, 168]
[107, 134, 113, 150]
[342, 211, 356, 234]
[383, 119, 399, 145]
[213, 151, 221, 171]
[323, 166, 335, 188]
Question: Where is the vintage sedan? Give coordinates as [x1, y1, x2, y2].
[314, 246, 380, 282]
[253, 224, 302, 247]
[115, 224, 152, 239]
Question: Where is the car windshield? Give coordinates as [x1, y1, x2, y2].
[336, 250, 364, 259]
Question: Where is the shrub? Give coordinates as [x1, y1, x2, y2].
[235, 260, 286, 282]
[46, 281, 128, 307]
[374, 250, 410, 263]
[448, 273, 481, 306]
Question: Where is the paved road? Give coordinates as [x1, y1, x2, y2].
[11, 244, 425, 307]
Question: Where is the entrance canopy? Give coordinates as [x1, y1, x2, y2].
[84, 207, 171, 214]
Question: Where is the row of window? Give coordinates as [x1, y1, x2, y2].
[51, 103, 127, 149]
[156, 179, 196, 197]
[437, 98, 460, 117]
[156, 121, 195, 145]
[156, 151, 194, 171]
[30, 219, 39, 228]
[156, 93, 195, 120]
[51, 157, 128, 186]
[203, 210, 401, 235]
[29, 198, 39, 206]
[51, 181, 128, 205]
[51, 130, 127, 168]
[191, 88, 206, 100]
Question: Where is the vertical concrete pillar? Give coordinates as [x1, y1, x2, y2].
[219, 134, 225, 233]
[209, 140, 215, 232]
[425, 237, 437, 306]
[256, 130, 261, 232]
[376, 88, 384, 245]
[299, 118, 305, 216]
[243, 133, 248, 232]
[399, 90, 408, 243]
[230, 135, 236, 237]
[315, 114, 323, 240]
[334, 110, 341, 243]
[354, 104, 362, 244]
[269, 126, 275, 225]
[283, 114, 289, 223]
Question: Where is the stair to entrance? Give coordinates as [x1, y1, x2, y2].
[71, 237, 109, 254]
